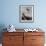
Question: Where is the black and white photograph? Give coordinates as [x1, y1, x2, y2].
[19, 5, 34, 23]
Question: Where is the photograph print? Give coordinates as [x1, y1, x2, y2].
[19, 5, 34, 23]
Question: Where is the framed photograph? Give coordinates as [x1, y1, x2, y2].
[19, 5, 34, 23]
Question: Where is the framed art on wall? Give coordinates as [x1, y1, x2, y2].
[19, 5, 34, 23]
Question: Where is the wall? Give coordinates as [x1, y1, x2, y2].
[0, 0, 46, 29]
[0, 0, 46, 44]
